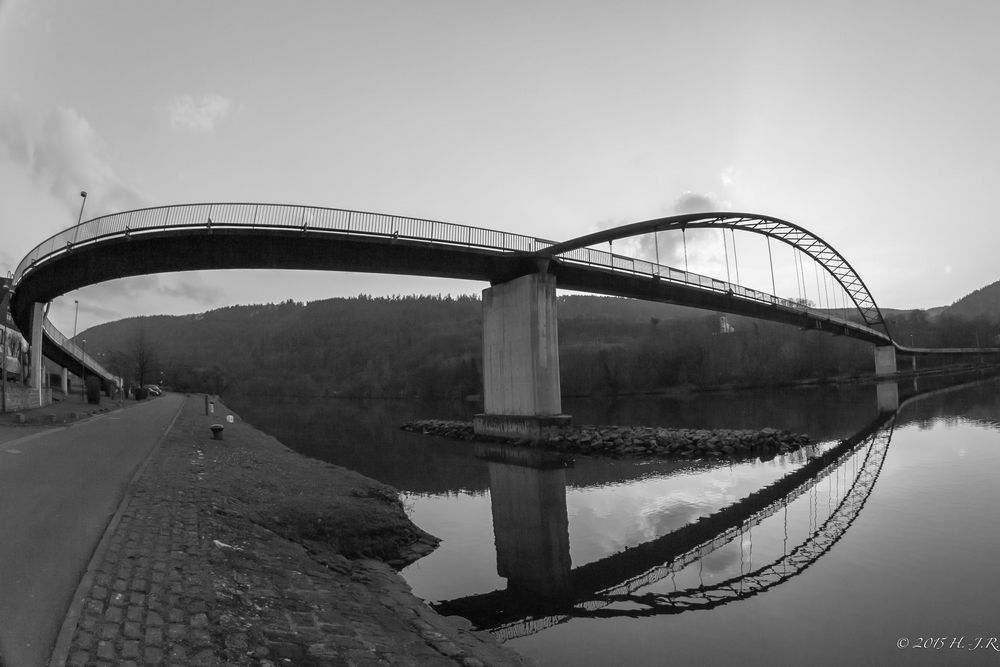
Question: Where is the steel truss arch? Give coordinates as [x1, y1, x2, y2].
[538, 212, 890, 337]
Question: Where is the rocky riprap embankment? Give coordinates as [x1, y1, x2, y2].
[401, 419, 811, 459]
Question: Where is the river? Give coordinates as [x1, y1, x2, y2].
[226, 370, 1000, 666]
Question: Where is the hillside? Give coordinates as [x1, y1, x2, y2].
[77, 284, 1000, 399]
[80, 294, 886, 398]
[943, 279, 1000, 321]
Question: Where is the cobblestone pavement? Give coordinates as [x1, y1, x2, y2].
[56, 396, 533, 667]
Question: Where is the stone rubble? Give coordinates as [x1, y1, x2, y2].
[401, 419, 811, 459]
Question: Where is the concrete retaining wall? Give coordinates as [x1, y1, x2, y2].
[2, 384, 52, 411]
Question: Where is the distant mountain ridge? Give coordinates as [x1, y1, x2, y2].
[76, 281, 1000, 399]
[941, 279, 1000, 321]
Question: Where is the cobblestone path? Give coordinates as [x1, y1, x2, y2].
[58, 397, 532, 667]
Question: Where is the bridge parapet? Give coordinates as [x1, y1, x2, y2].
[42, 318, 117, 384]
[13, 203, 554, 286]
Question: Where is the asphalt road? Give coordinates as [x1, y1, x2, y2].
[0, 394, 183, 667]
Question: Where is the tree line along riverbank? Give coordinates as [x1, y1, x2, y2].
[77, 293, 1000, 402]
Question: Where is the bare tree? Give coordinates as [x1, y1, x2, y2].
[132, 328, 157, 387]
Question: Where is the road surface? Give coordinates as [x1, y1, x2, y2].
[0, 394, 183, 667]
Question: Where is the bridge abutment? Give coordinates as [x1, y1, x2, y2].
[874, 345, 897, 376]
[474, 273, 570, 439]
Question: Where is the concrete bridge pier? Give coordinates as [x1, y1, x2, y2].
[873, 346, 899, 412]
[29, 302, 45, 407]
[474, 272, 570, 439]
[487, 456, 572, 598]
[874, 345, 897, 376]
[876, 382, 899, 413]
[60, 367, 68, 395]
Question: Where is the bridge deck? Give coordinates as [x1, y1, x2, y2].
[8, 203, 998, 382]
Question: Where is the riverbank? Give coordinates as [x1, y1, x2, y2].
[57, 394, 532, 666]
[402, 420, 811, 459]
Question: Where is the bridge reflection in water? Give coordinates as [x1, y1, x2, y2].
[432, 370, 998, 641]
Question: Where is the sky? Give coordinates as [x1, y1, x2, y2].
[1, 0, 998, 335]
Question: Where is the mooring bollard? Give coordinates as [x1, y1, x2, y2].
[210, 424, 224, 440]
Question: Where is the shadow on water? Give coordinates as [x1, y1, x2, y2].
[224, 368, 1000, 650]
[565, 385, 880, 442]
[227, 381, 891, 495]
[431, 369, 1000, 639]
[222, 397, 494, 493]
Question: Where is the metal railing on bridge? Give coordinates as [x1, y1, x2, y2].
[42, 318, 117, 383]
[12, 203, 553, 284]
[537, 240, 889, 341]
[12, 203, 887, 344]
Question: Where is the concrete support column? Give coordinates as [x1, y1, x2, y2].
[29, 302, 44, 406]
[60, 367, 69, 394]
[488, 459, 571, 598]
[874, 345, 897, 376]
[876, 382, 899, 413]
[474, 273, 570, 439]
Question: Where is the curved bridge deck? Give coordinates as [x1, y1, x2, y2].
[8, 203, 998, 387]
[9, 204, 918, 383]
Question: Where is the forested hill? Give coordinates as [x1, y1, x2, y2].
[942, 279, 1000, 321]
[80, 292, 999, 399]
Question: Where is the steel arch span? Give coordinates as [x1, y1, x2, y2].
[539, 211, 891, 337]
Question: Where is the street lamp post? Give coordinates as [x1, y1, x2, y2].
[73, 191, 88, 244]
[81, 339, 86, 401]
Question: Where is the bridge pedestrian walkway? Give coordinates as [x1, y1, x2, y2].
[0, 393, 184, 667]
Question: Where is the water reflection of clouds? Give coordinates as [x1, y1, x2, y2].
[565, 457, 808, 566]
[698, 541, 744, 579]
[401, 492, 507, 602]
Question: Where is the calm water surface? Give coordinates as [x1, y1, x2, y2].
[227, 373, 1000, 666]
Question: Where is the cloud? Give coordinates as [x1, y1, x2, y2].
[0, 97, 146, 218]
[155, 273, 226, 305]
[55, 273, 230, 334]
[720, 165, 737, 188]
[77, 273, 226, 309]
[672, 191, 720, 214]
[169, 93, 232, 132]
[588, 191, 731, 273]
[0, 248, 14, 271]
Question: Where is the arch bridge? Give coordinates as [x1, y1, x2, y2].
[4, 204, 995, 426]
